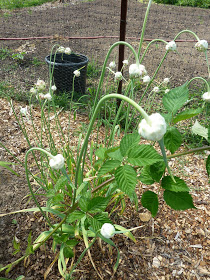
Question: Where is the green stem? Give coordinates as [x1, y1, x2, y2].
[74, 94, 150, 204]
[174, 29, 200, 41]
[168, 145, 210, 159]
[187, 77, 210, 92]
[140, 39, 168, 64]
[158, 138, 176, 183]
[138, 0, 153, 58]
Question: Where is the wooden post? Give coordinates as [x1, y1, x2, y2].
[117, 0, 128, 108]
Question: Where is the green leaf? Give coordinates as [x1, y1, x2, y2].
[163, 83, 189, 114]
[164, 127, 182, 154]
[206, 155, 210, 177]
[0, 161, 19, 176]
[114, 224, 136, 243]
[95, 146, 107, 160]
[161, 176, 190, 192]
[120, 132, 140, 157]
[88, 212, 112, 231]
[66, 239, 79, 247]
[141, 191, 159, 217]
[63, 246, 74, 258]
[192, 120, 208, 141]
[115, 165, 137, 198]
[164, 190, 196, 210]
[87, 196, 110, 213]
[127, 144, 163, 166]
[79, 196, 90, 212]
[66, 210, 85, 223]
[173, 108, 203, 124]
[138, 166, 154, 185]
[97, 160, 121, 177]
[106, 146, 123, 161]
[54, 175, 68, 192]
[149, 161, 166, 182]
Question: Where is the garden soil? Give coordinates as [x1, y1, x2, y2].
[0, 1, 210, 279]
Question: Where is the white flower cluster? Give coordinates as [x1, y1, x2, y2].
[129, 63, 147, 79]
[73, 70, 80, 77]
[195, 40, 208, 52]
[166, 41, 177, 51]
[57, 46, 72, 55]
[100, 223, 115, 239]
[202, 92, 210, 103]
[49, 154, 65, 170]
[138, 113, 167, 141]
[30, 79, 57, 101]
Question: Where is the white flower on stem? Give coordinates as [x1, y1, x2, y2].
[153, 87, 159, 93]
[138, 113, 167, 141]
[44, 93, 52, 101]
[38, 93, 45, 99]
[30, 87, 37, 94]
[129, 63, 147, 78]
[202, 92, 210, 103]
[109, 61, 116, 69]
[114, 71, 123, 82]
[36, 79, 46, 91]
[100, 223, 115, 239]
[123, 59, 128, 65]
[165, 89, 170, 94]
[73, 70, 80, 77]
[163, 78, 170, 84]
[49, 154, 65, 170]
[51, 85, 57, 91]
[195, 40, 208, 52]
[166, 41, 177, 51]
[64, 47, 72, 55]
[143, 75, 151, 83]
[57, 46, 65, 53]
[20, 106, 28, 116]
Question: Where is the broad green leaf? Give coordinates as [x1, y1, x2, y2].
[120, 132, 140, 157]
[141, 191, 159, 217]
[54, 175, 68, 191]
[164, 190, 196, 210]
[79, 196, 90, 212]
[87, 196, 110, 213]
[127, 144, 163, 166]
[206, 155, 210, 177]
[173, 108, 203, 124]
[63, 246, 74, 258]
[88, 212, 112, 231]
[138, 166, 154, 185]
[95, 146, 107, 160]
[66, 210, 85, 223]
[97, 160, 121, 177]
[115, 165, 137, 198]
[164, 127, 182, 154]
[162, 113, 172, 124]
[192, 120, 208, 141]
[161, 176, 190, 192]
[106, 146, 123, 161]
[149, 161, 166, 182]
[163, 83, 189, 114]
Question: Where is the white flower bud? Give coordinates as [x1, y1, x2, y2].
[163, 78, 170, 84]
[38, 93, 45, 99]
[64, 47, 72, 55]
[123, 59, 128, 65]
[129, 63, 147, 78]
[36, 79, 46, 91]
[57, 46, 65, 53]
[114, 71, 123, 82]
[195, 40, 208, 52]
[51, 85, 57, 91]
[165, 89, 170, 94]
[100, 223, 115, 239]
[73, 70, 80, 77]
[109, 61, 116, 69]
[30, 87, 37, 94]
[44, 93, 52, 101]
[138, 113, 167, 141]
[166, 41, 176, 51]
[202, 92, 210, 103]
[143, 75, 151, 83]
[20, 106, 28, 116]
[49, 154, 65, 170]
[153, 87, 159, 93]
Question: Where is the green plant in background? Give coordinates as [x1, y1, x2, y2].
[0, 47, 10, 60]
[153, 0, 210, 8]
[0, 0, 209, 278]
[0, 0, 56, 10]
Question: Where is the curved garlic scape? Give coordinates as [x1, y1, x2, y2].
[138, 113, 167, 141]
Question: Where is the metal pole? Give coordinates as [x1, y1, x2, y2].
[117, 0, 128, 108]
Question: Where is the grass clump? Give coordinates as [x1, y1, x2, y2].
[0, 0, 56, 10]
